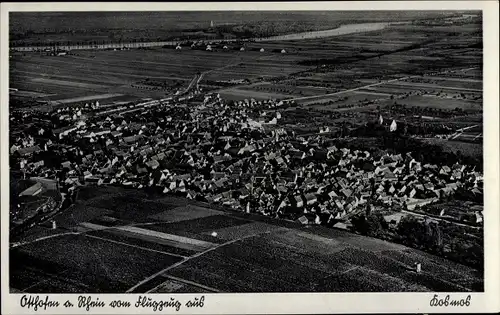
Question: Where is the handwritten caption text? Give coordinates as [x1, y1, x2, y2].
[20, 295, 205, 312]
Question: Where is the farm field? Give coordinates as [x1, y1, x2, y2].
[218, 88, 293, 101]
[11, 235, 182, 293]
[386, 79, 482, 92]
[10, 18, 482, 107]
[10, 186, 483, 293]
[421, 138, 483, 158]
[221, 22, 481, 100]
[452, 133, 483, 143]
[9, 48, 309, 108]
[393, 95, 481, 111]
[10, 11, 463, 46]
[298, 91, 390, 108]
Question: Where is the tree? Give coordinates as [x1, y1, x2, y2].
[396, 216, 426, 248]
[351, 213, 386, 237]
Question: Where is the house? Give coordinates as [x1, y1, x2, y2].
[213, 155, 225, 164]
[272, 181, 285, 192]
[474, 211, 483, 224]
[423, 163, 438, 170]
[145, 159, 160, 170]
[275, 156, 285, 165]
[30, 160, 45, 169]
[327, 190, 339, 199]
[15, 146, 41, 157]
[471, 187, 482, 195]
[337, 178, 348, 190]
[150, 169, 162, 184]
[136, 166, 148, 175]
[305, 213, 321, 225]
[393, 166, 405, 175]
[340, 188, 352, 198]
[239, 187, 251, 199]
[383, 212, 405, 229]
[19, 182, 43, 197]
[86, 176, 101, 185]
[214, 178, 228, 189]
[333, 221, 353, 230]
[167, 181, 177, 191]
[156, 152, 166, 160]
[304, 193, 318, 205]
[440, 166, 452, 175]
[406, 197, 438, 211]
[388, 185, 396, 194]
[424, 183, 434, 191]
[334, 199, 344, 210]
[211, 171, 226, 180]
[238, 145, 256, 155]
[297, 215, 309, 225]
[446, 183, 458, 191]
[94, 149, 104, 156]
[226, 147, 240, 156]
[375, 165, 388, 175]
[450, 170, 462, 180]
[290, 195, 304, 208]
[177, 180, 187, 192]
[290, 150, 306, 160]
[123, 135, 142, 144]
[393, 154, 403, 162]
[111, 131, 123, 138]
[213, 194, 223, 202]
[186, 190, 198, 200]
[99, 167, 112, 175]
[384, 170, 397, 181]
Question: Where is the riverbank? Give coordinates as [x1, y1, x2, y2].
[9, 21, 406, 52]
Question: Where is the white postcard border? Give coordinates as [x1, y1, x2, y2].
[1, 2, 499, 314]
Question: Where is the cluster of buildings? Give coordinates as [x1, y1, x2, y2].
[10, 92, 484, 229]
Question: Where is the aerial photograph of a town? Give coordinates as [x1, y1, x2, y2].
[8, 10, 484, 293]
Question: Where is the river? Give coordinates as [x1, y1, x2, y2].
[256, 22, 393, 42]
[10, 21, 407, 52]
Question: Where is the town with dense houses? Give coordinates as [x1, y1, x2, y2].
[7, 10, 489, 297]
[10, 91, 484, 233]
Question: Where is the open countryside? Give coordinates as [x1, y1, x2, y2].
[9, 10, 484, 294]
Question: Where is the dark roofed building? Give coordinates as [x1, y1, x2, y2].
[15, 145, 41, 157]
[123, 134, 142, 144]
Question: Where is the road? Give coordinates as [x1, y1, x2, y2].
[92, 73, 200, 117]
[401, 209, 482, 230]
[126, 229, 285, 293]
[284, 75, 421, 102]
[180, 74, 201, 95]
[473, 133, 482, 141]
[449, 124, 480, 140]
[197, 59, 245, 89]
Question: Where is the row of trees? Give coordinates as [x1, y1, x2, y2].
[388, 104, 476, 118]
[350, 213, 483, 271]
[333, 132, 482, 172]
